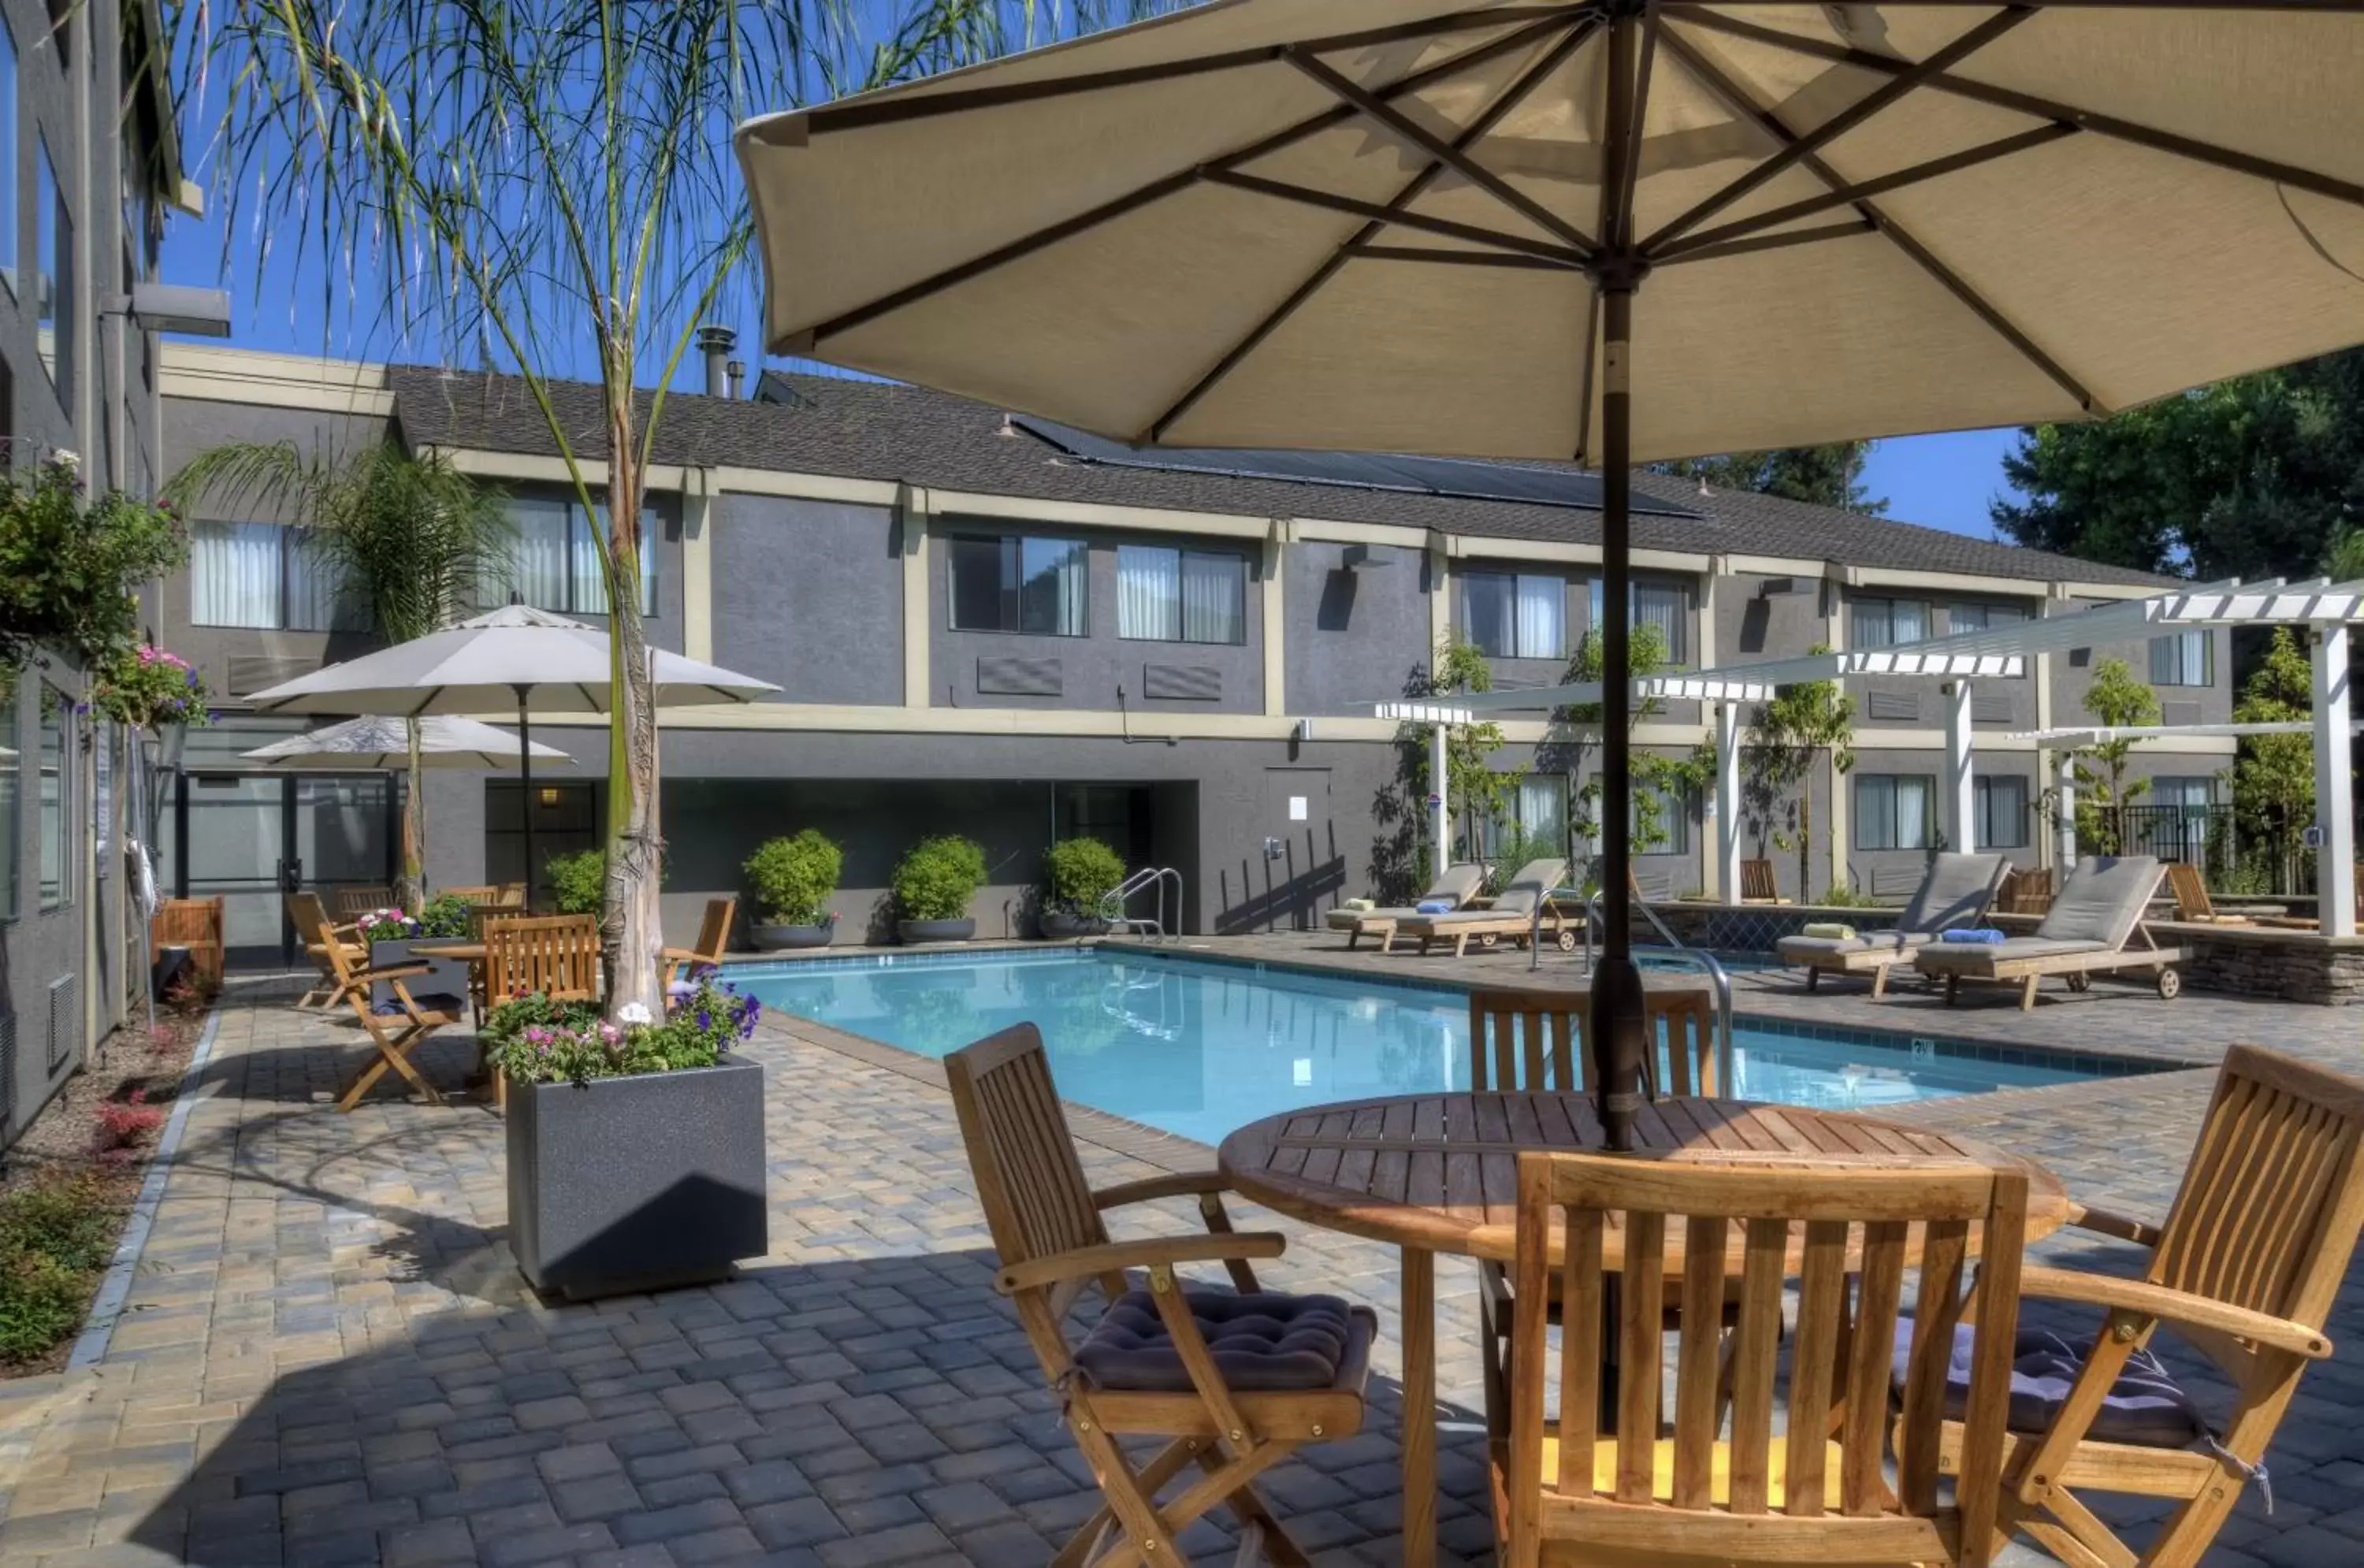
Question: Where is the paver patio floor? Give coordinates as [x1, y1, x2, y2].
[0, 953, 2357, 1567]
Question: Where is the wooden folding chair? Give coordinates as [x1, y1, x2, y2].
[481, 914, 602, 1113]
[327, 922, 468, 1112]
[1497, 1150, 2029, 1567]
[1931, 1044, 2364, 1568]
[1738, 859, 1786, 904]
[946, 1024, 1376, 1567]
[663, 897, 738, 989]
[436, 883, 503, 904]
[330, 885, 396, 923]
[1467, 987, 1722, 1436]
[288, 891, 366, 1009]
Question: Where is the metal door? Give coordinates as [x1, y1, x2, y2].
[1259, 768, 1336, 932]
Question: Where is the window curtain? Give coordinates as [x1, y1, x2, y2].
[2150, 631, 2206, 686]
[1857, 775, 1893, 849]
[1020, 537, 1087, 636]
[572, 506, 613, 615]
[1182, 552, 1244, 644]
[1118, 545, 1180, 640]
[284, 529, 366, 632]
[1517, 775, 1566, 856]
[500, 500, 571, 611]
[1633, 581, 1685, 661]
[1891, 601, 1928, 645]
[1464, 574, 1514, 657]
[191, 520, 282, 628]
[1894, 777, 1930, 849]
[1514, 574, 1563, 659]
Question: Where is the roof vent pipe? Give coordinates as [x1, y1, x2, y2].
[696, 325, 737, 397]
[726, 359, 745, 399]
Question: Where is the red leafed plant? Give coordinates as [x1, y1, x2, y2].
[91, 1091, 165, 1165]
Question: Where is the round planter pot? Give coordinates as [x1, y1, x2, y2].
[751, 921, 834, 951]
[1039, 911, 1110, 940]
[898, 917, 976, 945]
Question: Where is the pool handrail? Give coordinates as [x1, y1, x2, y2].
[1540, 885, 1685, 973]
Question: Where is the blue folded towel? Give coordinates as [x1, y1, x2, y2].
[1415, 899, 1454, 914]
[1942, 928, 2007, 944]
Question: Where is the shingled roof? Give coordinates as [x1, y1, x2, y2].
[385, 364, 2172, 590]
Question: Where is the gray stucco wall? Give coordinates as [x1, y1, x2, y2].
[710, 496, 901, 704]
[1715, 571, 1828, 663]
[2050, 600, 2232, 730]
[927, 522, 1266, 714]
[1284, 540, 1430, 715]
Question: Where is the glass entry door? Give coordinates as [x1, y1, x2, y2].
[165, 773, 400, 967]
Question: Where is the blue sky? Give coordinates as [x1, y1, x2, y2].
[1862, 429, 2025, 540]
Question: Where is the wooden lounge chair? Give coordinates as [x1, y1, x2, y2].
[1325, 862, 1487, 950]
[1495, 1150, 2028, 1567]
[946, 1024, 1376, 1566]
[1391, 857, 1574, 957]
[664, 897, 738, 990]
[1775, 853, 2011, 998]
[2164, 861, 2247, 924]
[1915, 856, 2187, 1009]
[481, 914, 601, 1113]
[1996, 865, 2056, 916]
[1738, 858, 1786, 904]
[1927, 1045, 2364, 1567]
[1466, 987, 1721, 1436]
[288, 891, 366, 1009]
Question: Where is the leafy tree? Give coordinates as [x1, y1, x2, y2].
[0, 455, 187, 671]
[1742, 648, 1856, 901]
[183, 0, 1154, 1015]
[2072, 657, 2162, 853]
[1545, 623, 1716, 874]
[1994, 350, 2364, 581]
[2228, 627, 2314, 890]
[166, 443, 510, 907]
[1652, 444, 1886, 515]
[1373, 634, 1522, 898]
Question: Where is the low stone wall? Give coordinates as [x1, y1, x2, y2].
[1638, 901, 1901, 952]
[2148, 921, 2364, 1006]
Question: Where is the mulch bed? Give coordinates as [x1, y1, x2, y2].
[0, 993, 210, 1377]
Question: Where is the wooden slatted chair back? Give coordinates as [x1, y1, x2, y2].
[687, 897, 735, 965]
[2150, 1044, 2364, 1331]
[330, 886, 395, 922]
[483, 915, 600, 1005]
[2164, 862, 2213, 922]
[1502, 1150, 2027, 1568]
[153, 897, 226, 982]
[1738, 860, 1779, 902]
[285, 891, 338, 943]
[1467, 990, 1718, 1098]
[437, 885, 500, 904]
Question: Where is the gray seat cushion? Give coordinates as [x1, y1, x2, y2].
[1915, 937, 2106, 971]
[1897, 853, 2011, 933]
[1411, 859, 1569, 923]
[1778, 931, 1920, 960]
[1072, 1291, 1377, 1394]
[1894, 1320, 2210, 1448]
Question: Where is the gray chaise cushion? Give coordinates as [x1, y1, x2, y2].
[1775, 930, 1917, 962]
[1326, 863, 1489, 927]
[2036, 855, 2164, 946]
[1915, 936, 2108, 972]
[1897, 853, 2012, 934]
[1072, 1291, 1377, 1393]
[1413, 859, 1569, 922]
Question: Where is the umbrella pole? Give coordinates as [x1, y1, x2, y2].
[515, 685, 536, 912]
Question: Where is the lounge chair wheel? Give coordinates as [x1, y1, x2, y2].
[1554, 929, 1577, 953]
[1478, 932, 1500, 949]
[2158, 966, 2182, 999]
[2067, 973, 2092, 993]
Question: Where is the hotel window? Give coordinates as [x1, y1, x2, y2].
[1952, 601, 2028, 676]
[1116, 544, 1246, 644]
[1850, 596, 1928, 649]
[1854, 774, 1934, 851]
[491, 497, 658, 616]
[947, 533, 1087, 635]
[0, 667, 16, 918]
[1587, 578, 1691, 663]
[35, 133, 69, 407]
[0, 15, 16, 301]
[1637, 783, 1693, 856]
[37, 682, 69, 910]
[1464, 571, 1565, 660]
[191, 521, 364, 630]
[2149, 629, 2212, 686]
[1974, 774, 2029, 849]
[1482, 773, 1567, 860]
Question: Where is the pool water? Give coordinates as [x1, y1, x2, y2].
[736, 950, 2101, 1148]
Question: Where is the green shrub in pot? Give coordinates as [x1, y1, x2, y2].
[544, 849, 606, 916]
[894, 836, 987, 922]
[1045, 836, 1125, 916]
[744, 830, 842, 927]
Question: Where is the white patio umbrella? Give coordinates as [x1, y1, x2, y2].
[240, 714, 575, 771]
[738, 0, 2364, 1145]
[243, 604, 779, 893]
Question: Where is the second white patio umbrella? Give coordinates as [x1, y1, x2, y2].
[240, 714, 576, 771]
[243, 604, 779, 895]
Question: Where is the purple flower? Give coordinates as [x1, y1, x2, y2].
[696, 1009, 712, 1031]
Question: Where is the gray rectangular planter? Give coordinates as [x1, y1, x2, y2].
[506, 1053, 768, 1299]
[370, 938, 474, 1011]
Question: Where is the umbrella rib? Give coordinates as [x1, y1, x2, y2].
[782, 14, 1579, 351]
[1202, 169, 1590, 267]
[1283, 47, 1599, 259]
[1344, 244, 1581, 270]
[1143, 16, 1597, 444]
[1640, 6, 2037, 254]
[795, 7, 1582, 136]
[1648, 123, 2079, 262]
[1657, 26, 2103, 417]
[1665, 6, 2364, 210]
[1652, 217, 1881, 267]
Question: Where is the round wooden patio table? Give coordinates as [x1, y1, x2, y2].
[1216, 1091, 2068, 1568]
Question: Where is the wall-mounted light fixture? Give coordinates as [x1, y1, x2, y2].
[102, 282, 233, 337]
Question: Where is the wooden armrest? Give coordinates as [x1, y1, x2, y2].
[2065, 1202, 2163, 1249]
[994, 1232, 1285, 1296]
[1091, 1171, 1236, 1210]
[2017, 1265, 2332, 1359]
[355, 962, 433, 982]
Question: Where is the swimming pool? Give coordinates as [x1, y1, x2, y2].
[736, 949, 2122, 1147]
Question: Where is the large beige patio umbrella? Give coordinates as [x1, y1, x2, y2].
[737, 0, 2364, 1144]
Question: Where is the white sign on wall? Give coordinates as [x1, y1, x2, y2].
[1288, 796, 1308, 821]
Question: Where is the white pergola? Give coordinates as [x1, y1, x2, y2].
[1379, 578, 2364, 934]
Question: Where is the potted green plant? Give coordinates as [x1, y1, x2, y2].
[1041, 836, 1125, 939]
[359, 894, 477, 1009]
[485, 974, 768, 1299]
[543, 849, 605, 915]
[894, 835, 987, 944]
[744, 830, 842, 949]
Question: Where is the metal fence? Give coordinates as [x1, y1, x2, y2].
[2075, 804, 2317, 897]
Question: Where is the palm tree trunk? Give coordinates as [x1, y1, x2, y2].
[400, 715, 427, 908]
[603, 408, 664, 1020]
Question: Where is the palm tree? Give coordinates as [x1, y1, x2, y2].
[165, 443, 512, 907]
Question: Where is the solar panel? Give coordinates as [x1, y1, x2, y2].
[1013, 416, 1704, 519]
